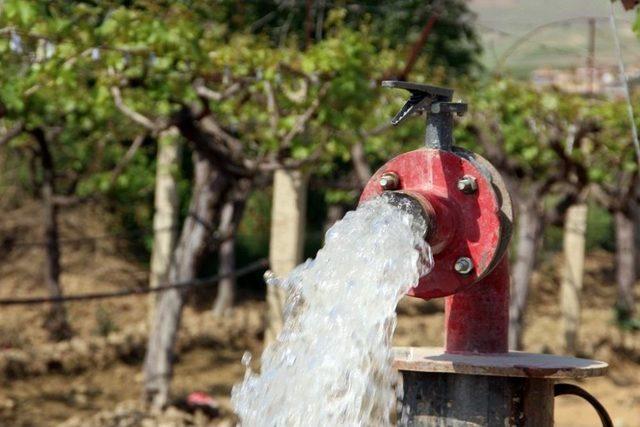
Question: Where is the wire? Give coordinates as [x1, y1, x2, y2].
[477, 21, 590, 56]
[609, 1, 640, 168]
[4, 225, 180, 248]
[0, 258, 268, 306]
[494, 16, 623, 72]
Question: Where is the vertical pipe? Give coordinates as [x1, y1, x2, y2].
[425, 110, 453, 151]
[444, 256, 510, 353]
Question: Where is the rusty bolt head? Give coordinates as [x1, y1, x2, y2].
[454, 257, 474, 275]
[457, 175, 477, 194]
[379, 172, 400, 191]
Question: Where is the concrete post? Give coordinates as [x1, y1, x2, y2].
[265, 169, 308, 344]
[560, 204, 588, 353]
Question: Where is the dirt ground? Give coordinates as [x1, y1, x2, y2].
[0, 205, 639, 426]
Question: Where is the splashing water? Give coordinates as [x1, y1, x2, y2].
[232, 196, 433, 426]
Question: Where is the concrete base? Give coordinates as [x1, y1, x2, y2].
[399, 372, 553, 427]
[395, 347, 608, 427]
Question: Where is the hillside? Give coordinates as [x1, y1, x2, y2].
[470, 0, 640, 76]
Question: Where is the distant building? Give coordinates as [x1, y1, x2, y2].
[530, 65, 640, 98]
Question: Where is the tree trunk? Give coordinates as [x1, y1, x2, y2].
[143, 153, 231, 410]
[265, 169, 308, 344]
[509, 198, 543, 350]
[560, 204, 588, 354]
[148, 129, 181, 325]
[211, 179, 250, 316]
[34, 130, 72, 342]
[212, 233, 236, 316]
[634, 201, 640, 278]
[615, 209, 636, 317]
[350, 141, 372, 188]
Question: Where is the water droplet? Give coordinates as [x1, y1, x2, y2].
[241, 351, 252, 367]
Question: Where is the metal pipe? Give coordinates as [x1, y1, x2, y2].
[384, 189, 511, 354]
[444, 256, 510, 354]
[425, 107, 454, 150]
[379, 191, 434, 240]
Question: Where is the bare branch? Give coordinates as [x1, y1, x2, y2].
[200, 116, 245, 156]
[350, 140, 371, 187]
[280, 70, 309, 104]
[548, 118, 599, 189]
[590, 184, 616, 210]
[361, 122, 393, 138]
[465, 117, 510, 170]
[52, 194, 91, 207]
[282, 83, 329, 146]
[193, 80, 241, 101]
[109, 133, 147, 186]
[111, 86, 162, 131]
[0, 121, 24, 147]
[258, 146, 323, 172]
[398, 6, 441, 80]
[264, 80, 280, 133]
[173, 107, 252, 177]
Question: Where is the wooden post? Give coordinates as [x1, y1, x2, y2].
[148, 129, 181, 325]
[560, 204, 588, 354]
[265, 169, 307, 344]
[615, 209, 636, 315]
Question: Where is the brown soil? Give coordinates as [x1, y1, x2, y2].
[0, 205, 639, 426]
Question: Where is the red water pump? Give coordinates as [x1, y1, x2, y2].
[359, 81, 513, 354]
[358, 82, 611, 427]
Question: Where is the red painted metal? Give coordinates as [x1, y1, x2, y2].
[360, 148, 503, 299]
[359, 147, 511, 354]
[444, 256, 510, 353]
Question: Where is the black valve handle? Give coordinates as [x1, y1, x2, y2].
[382, 80, 467, 151]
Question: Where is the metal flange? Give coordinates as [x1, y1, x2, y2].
[360, 147, 511, 299]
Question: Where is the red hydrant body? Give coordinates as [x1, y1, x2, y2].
[364, 81, 609, 427]
[360, 147, 512, 354]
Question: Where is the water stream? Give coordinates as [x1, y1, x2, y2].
[232, 196, 433, 427]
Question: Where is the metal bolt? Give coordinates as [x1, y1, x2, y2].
[379, 172, 400, 191]
[454, 257, 474, 275]
[457, 175, 477, 194]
